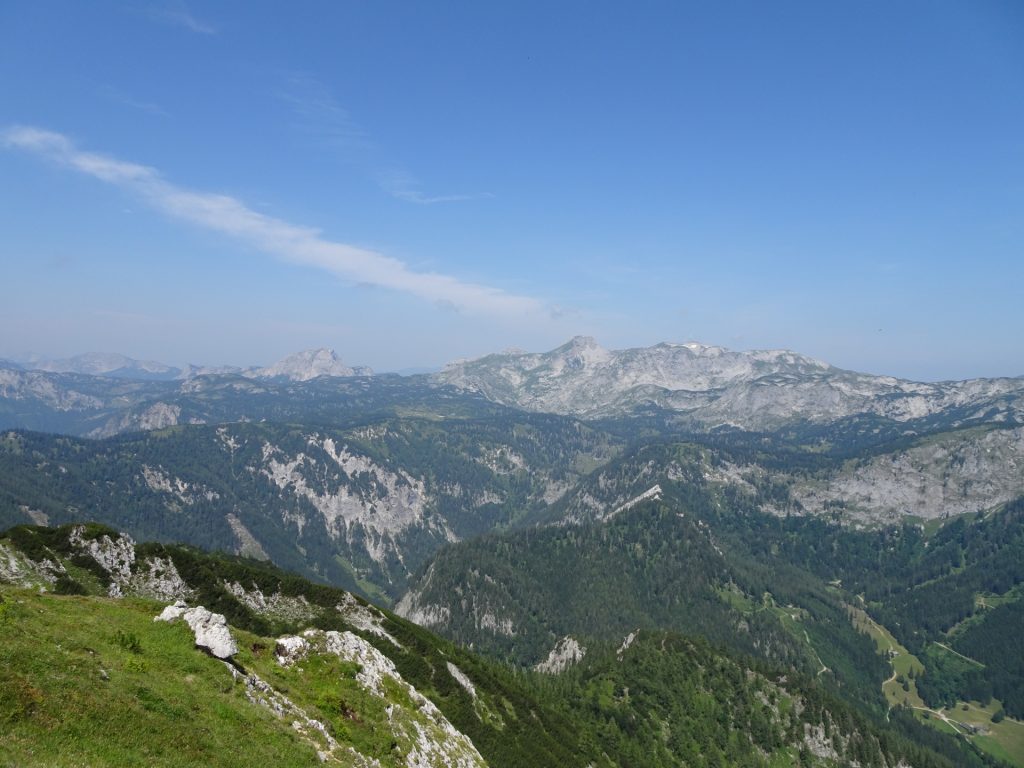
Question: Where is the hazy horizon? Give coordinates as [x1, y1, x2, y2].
[3, 2, 1022, 381]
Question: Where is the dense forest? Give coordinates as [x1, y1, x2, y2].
[703, 495, 1024, 718]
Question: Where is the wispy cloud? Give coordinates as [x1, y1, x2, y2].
[144, 1, 215, 35]
[377, 169, 494, 205]
[100, 86, 168, 117]
[276, 74, 369, 157]
[278, 74, 489, 205]
[2, 126, 544, 318]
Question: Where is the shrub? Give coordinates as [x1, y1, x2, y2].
[53, 575, 87, 595]
[114, 630, 142, 654]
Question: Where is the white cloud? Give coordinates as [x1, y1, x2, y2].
[2, 126, 546, 318]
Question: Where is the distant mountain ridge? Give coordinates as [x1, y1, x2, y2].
[22, 352, 182, 380]
[253, 348, 373, 380]
[2, 337, 1022, 438]
[435, 336, 1024, 428]
[12, 347, 372, 383]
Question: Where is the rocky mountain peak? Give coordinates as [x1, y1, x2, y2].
[552, 336, 611, 370]
[252, 348, 373, 381]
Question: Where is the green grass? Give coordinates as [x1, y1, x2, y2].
[715, 583, 757, 612]
[936, 700, 1024, 767]
[946, 586, 1024, 637]
[0, 585, 501, 768]
[918, 712, 960, 736]
[849, 604, 926, 709]
[0, 586, 323, 767]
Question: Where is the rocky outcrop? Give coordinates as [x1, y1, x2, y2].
[273, 629, 487, 767]
[68, 526, 136, 596]
[0, 541, 62, 588]
[446, 662, 477, 699]
[126, 556, 192, 602]
[224, 580, 313, 622]
[260, 436, 451, 569]
[155, 601, 239, 659]
[534, 636, 586, 674]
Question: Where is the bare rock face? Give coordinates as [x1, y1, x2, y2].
[534, 636, 586, 674]
[155, 602, 239, 659]
[67, 526, 137, 597]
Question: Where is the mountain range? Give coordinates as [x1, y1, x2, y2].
[438, 337, 1024, 428]
[2, 337, 1024, 765]
[3, 338, 1021, 440]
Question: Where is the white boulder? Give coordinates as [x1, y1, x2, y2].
[154, 602, 238, 659]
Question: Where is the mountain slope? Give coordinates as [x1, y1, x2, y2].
[0, 522, 990, 768]
[547, 425, 1024, 527]
[396, 436, 1024, 748]
[0, 418, 619, 599]
[0, 523, 588, 768]
[4, 339, 1022, 440]
[397, 467, 910, 713]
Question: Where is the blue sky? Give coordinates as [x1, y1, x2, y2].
[2, 1, 1022, 379]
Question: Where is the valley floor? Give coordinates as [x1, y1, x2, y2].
[850, 604, 1024, 767]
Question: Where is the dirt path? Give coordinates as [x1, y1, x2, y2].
[933, 641, 984, 667]
[802, 628, 828, 676]
[911, 706, 965, 735]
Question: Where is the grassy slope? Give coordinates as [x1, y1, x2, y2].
[0, 522, 595, 768]
[0, 588, 322, 768]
